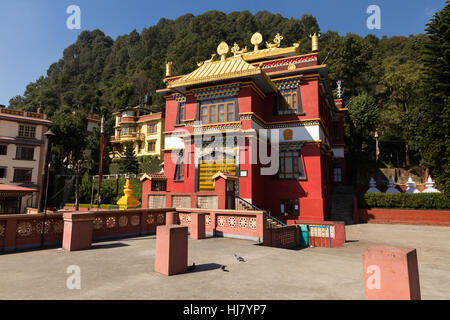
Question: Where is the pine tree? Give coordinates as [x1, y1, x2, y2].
[419, 1, 450, 194]
[119, 141, 139, 175]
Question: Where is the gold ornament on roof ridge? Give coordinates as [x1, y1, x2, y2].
[309, 33, 321, 52]
[231, 42, 248, 56]
[251, 32, 263, 51]
[165, 61, 173, 77]
[266, 33, 283, 49]
[217, 41, 229, 61]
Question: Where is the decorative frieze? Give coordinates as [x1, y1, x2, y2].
[191, 83, 241, 101]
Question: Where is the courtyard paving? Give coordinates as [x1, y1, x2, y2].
[0, 223, 449, 299]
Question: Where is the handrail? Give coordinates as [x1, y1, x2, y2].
[236, 196, 286, 226]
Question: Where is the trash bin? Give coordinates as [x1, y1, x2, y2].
[299, 224, 309, 248]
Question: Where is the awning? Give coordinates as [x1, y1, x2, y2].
[0, 183, 38, 196]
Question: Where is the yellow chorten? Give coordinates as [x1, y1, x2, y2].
[116, 179, 141, 210]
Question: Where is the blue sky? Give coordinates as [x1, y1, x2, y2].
[0, 0, 445, 106]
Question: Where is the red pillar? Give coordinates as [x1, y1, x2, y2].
[166, 211, 179, 225]
[154, 225, 188, 276]
[363, 245, 421, 300]
[62, 212, 95, 251]
[190, 212, 205, 239]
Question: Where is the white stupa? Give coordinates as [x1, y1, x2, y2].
[385, 178, 400, 193]
[422, 176, 441, 193]
[366, 177, 381, 193]
[405, 177, 421, 193]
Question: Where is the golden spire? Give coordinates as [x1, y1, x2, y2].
[116, 179, 140, 210]
[165, 61, 173, 77]
[310, 33, 321, 52]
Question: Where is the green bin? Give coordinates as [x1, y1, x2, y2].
[299, 224, 309, 248]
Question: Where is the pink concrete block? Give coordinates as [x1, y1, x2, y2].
[62, 212, 95, 251]
[165, 211, 179, 226]
[154, 225, 188, 276]
[190, 213, 205, 240]
[363, 245, 421, 300]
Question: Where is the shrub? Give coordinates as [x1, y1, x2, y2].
[357, 193, 450, 210]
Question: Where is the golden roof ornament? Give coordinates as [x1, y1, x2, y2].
[251, 32, 263, 51]
[217, 41, 229, 61]
[165, 61, 173, 77]
[231, 42, 248, 56]
[310, 33, 321, 52]
[266, 33, 283, 49]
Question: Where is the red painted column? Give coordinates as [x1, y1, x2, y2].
[154, 225, 188, 276]
[363, 245, 421, 300]
[190, 212, 205, 239]
[166, 211, 179, 225]
[214, 178, 227, 210]
[62, 212, 95, 251]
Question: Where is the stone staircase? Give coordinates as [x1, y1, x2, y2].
[329, 185, 355, 225]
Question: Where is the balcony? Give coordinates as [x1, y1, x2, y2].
[110, 133, 145, 143]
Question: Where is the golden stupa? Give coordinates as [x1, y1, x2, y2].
[116, 179, 140, 210]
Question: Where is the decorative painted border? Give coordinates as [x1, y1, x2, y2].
[191, 83, 241, 101]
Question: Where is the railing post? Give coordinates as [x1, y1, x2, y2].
[5, 218, 18, 251]
[62, 212, 95, 251]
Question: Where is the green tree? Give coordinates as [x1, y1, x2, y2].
[119, 141, 139, 175]
[419, 1, 450, 194]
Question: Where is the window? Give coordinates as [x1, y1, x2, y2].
[152, 180, 166, 191]
[0, 144, 7, 155]
[0, 168, 6, 178]
[147, 141, 156, 152]
[147, 123, 157, 134]
[279, 148, 305, 179]
[334, 167, 342, 183]
[279, 88, 302, 115]
[178, 102, 185, 124]
[18, 125, 36, 138]
[122, 126, 135, 136]
[200, 99, 236, 124]
[280, 199, 299, 216]
[174, 151, 184, 182]
[13, 169, 32, 183]
[0, 196, 21, 214]
[15, 146, 34, 160]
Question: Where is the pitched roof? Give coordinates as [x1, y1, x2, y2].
[0, 183, 39, 193]
[140, 173, 167, 181]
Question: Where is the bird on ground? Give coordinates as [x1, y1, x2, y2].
[187, 262, 196, 272]
[234, 254, 246, 262]
[221, 265, 229, 272]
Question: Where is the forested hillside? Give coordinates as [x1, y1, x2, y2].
[7, 8, 449, 194]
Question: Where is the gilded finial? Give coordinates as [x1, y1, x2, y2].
[266, 33, 283, 49]
[217, 42, 229, 61]
[165, 61, 173, 77]
[231, 42, 248, 56]
[309, 33, 321, 52]
[293, 41, 300, 49]
[251, 32, 263, 51]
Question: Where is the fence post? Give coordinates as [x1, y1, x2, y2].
[5, 218, 18, 251]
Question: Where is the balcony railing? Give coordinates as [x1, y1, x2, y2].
[111, 133, 145, 142]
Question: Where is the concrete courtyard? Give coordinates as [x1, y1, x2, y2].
[0, 223, 449, 300]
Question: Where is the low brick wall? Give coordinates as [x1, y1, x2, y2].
[263, 225, 299, 249]
[0, 213, 64, 251]
[359, 208, 450, 226]
[176, 208, 265, 242]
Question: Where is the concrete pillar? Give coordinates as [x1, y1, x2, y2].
[166, 211, 179, 226]
[62, 212, 95, 251]
[154, 225, 188, 276]
[363, 245, 421, 300]
[190, 212, 205, 240]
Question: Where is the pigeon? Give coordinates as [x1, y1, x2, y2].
[234, 254, 246, 262]
[221, 265, 229, 272]
[187, 262, 196, 272]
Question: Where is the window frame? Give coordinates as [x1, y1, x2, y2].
[279, 87, 303, 115]
[18, 125, 36, 138]
[15, 146, 34, 161]
[199, 98, 237, 124]
[13, 168, 33, 183]
[278, 148, 306, 180]
[147, 140, 156, 152]
[173, 151, 185, 182]
[0, 144, 7, 155]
